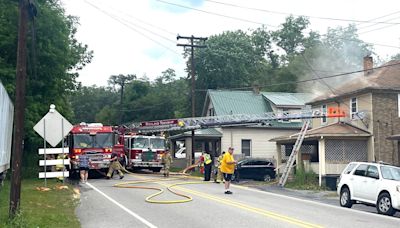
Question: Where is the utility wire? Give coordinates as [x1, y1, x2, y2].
[357, 12, 400, 30]
[84, 0, 180, 55]
[156, 0, 277, 28]
[204, 0, 400, 25]
[195, 62, 400, 91]
[156, 0, 399, 49]
[92, 0, 177, 36]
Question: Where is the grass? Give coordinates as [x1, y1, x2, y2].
[284, 169, 328, 191]
[0, 179, 80, 228]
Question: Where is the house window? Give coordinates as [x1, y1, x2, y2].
[350, 97, 357, 119]
[241, 140, 251, 157]
[398, 94, 400, 117]
[208, 108, 215, 116]
[321, 104, 327, 124]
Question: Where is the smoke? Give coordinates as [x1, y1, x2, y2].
[296, 29, 374, 98]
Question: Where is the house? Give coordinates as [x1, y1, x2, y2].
[169, 89, 313, 165]
[272, 57, 400, 180]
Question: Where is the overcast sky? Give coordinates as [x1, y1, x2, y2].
[62, 0, 400, 87]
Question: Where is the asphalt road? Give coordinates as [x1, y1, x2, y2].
[76, 173, 400, 228]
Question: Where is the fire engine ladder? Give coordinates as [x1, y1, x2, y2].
[132, 109, 322, 133]
[278, 118, 311, 187]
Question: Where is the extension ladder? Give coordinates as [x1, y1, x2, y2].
[278, 118, 311, 187]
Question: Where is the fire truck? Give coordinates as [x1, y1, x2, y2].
[120, 134, 165, 172]
[67, 123, 121, 177]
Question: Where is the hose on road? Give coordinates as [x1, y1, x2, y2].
[113, 176, 208, 204]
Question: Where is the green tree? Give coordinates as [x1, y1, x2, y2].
[0, 0, 92, 169]
[69, 85, 118, 123]
[108, 74, 136, 122]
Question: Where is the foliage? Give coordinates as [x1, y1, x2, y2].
[285, 167, 326, 191]
[0, 0, 92, 170]
[0, 179, 80, 228]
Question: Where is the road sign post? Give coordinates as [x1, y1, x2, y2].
[33, 104, 73, 185]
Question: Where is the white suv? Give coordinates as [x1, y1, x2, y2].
[337, 162, 400, 216]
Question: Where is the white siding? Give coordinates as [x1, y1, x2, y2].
[220, 127, 298, 159]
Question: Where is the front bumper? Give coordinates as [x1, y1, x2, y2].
[71, 161, 110, 170]
[129, 160, 162, 168]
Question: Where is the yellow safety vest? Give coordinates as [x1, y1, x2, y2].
[204, 154, 212, 165]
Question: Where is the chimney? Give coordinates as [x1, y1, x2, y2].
[363, 56, 373, 76]
[252, 84, 260, 94]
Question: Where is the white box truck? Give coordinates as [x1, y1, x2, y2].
[0, 81, 13, 185]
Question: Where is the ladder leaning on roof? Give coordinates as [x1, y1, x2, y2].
[278, 119, 311, 187]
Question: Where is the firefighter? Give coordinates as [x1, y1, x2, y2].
[203, 151, 212, 181]
[161, 148, 173, 177]
[214, 151, 225, 183]
[106, 152, 124, 179]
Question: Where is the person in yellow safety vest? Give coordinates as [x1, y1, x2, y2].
[161, 149, 173, 177]
[214, 151, 225, 183]
[203, 151, 212, 181]
[55, 153, 67, 182]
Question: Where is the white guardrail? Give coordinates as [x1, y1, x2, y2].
[38, 147, 69, 179]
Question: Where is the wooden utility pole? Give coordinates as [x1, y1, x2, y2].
[9, 0, 29, 218]
[177, 35, 207, 164]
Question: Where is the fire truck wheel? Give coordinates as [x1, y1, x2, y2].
[152, 168, 162, 173]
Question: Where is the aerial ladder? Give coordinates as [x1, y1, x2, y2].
[125, 107, 345, 187]
[130, 107, 344, 133]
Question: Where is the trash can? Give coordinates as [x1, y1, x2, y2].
[325, 175, 339, 191]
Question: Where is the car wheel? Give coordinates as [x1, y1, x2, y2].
[263, 174, 272, 182]
[232, 172, 239, 182]
[376, 192, 396, 216]
[340, 187, 353, 208]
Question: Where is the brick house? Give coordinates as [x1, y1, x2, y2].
[273, 58, 400, 179]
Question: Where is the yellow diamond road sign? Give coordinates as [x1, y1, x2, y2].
[33, 109, 73, 147]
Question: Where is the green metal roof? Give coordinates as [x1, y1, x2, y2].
[204, 90, 306, 129]
[208, 90, 273, 116]
[169, 128, 222, 140]
[261, 92, 314, 107]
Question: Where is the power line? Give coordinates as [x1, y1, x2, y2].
[156, 0, 399, 50]
[156, 0, 277, 28]
[195, 62, 400, 91]
[92, 1, 177, 36]
[204, 0, 400, 25]
[84, 0, 180, 55]
[357, 12, 400, 30]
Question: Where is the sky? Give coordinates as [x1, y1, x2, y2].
[61, 0, 400, 87]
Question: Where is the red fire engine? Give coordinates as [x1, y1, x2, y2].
[67, 123, 121, 177]
[119, 134, 165, 172]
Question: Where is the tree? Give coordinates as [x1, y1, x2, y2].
[108, 74, 136, 123]
[69, 85, 118, 123]
[0, 0, 92, 169]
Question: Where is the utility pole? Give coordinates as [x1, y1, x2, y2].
[177, 35, 207, 164]
[10, 0, 29, 218]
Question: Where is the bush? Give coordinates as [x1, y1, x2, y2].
[285, 167, 326, 190]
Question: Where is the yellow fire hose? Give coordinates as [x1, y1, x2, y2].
[113, 163, 208, 204]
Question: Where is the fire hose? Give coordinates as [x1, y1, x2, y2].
[112, 163, 208, 204]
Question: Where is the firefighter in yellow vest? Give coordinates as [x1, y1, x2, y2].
[203, 151, 212, 181]
[162, 149, 173, 177]
[214, 151, 225, 183]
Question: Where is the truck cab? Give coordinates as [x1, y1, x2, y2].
[123, 135, 165, 172]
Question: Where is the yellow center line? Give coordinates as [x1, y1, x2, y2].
[171, 185, 323, 228]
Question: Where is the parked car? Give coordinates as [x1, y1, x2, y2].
[337, 161, 400, 216]
[174, 147, 202, 159]
[232, 158, 276, 182]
